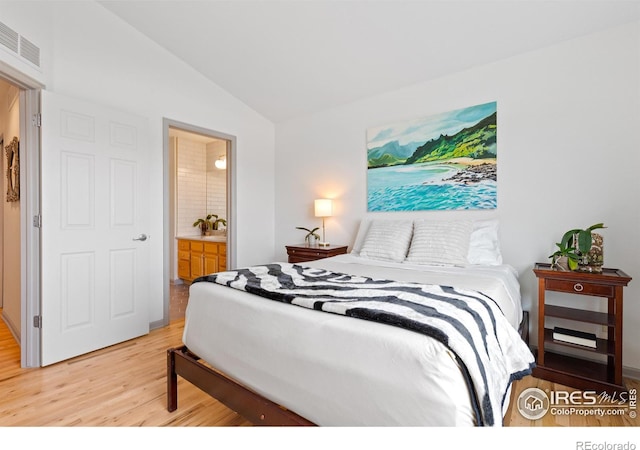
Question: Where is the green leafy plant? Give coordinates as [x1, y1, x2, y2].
[193, 214, 227, 233]
[211, 217, 227, 230]
[296, 226, 320, 243]
[549, 223, 606, 270]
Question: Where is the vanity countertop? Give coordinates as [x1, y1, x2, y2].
[176, 235, 227, 243]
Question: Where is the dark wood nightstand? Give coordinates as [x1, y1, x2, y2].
[532, 262, 632, 393]
[285, 244, 348, 263]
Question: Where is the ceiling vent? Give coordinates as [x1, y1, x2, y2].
[0, 21, 19, 53]
[0, 20, 41, 69]
[19, 36, 40, 67]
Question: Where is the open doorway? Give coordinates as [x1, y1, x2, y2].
[0, 78, 21, 347]
[163, 119, 236, 324]
[0, 63, 42, 368]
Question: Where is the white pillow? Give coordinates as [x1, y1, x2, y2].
[359, 220, 413, 262]
[467, 219, 503, 265]
[350, 218, 372, 255]
[406, 220, 473, 266]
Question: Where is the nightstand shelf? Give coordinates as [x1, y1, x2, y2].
[544, 304, 614, 327]
[285, 244, 348, 263]
[532, 262, 632, 394]
[543, 328, 614, 356]
[536, 352, 617, 389]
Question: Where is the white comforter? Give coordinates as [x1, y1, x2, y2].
[182, 254, 525, 426]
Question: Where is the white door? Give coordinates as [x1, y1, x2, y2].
[40, 91, 150, 366]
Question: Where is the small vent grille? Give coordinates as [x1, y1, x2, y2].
[0, 20, 41, 69]
[0, 21, 19, 53]
[20, 36, 40, 67]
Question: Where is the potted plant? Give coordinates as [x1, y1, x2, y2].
[296, 226, 320, 247]
[549, 223, 606, 271]
[193, 214, 227, 236]
[211, 216, 227, 235]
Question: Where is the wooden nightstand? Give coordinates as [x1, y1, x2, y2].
[285, 244, 348, 263]
[532, 262, 632, 393]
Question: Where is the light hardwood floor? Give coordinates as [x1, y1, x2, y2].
[0, 310, 250, 426]
[1, 300, 638, 427]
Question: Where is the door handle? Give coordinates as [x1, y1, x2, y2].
[132, 234, 148, 242]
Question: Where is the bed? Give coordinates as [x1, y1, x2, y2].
[167, 218, 535, 426]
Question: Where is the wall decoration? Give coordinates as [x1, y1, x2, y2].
[367, 101, 497, 211]
[5, 136, 19, 202]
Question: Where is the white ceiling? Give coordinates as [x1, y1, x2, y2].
[98, 0, 640, 123]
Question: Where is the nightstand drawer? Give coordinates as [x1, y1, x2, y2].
[290, 249, 323, 258]
[545, 279, 614, 297]
[285, 244, 348, 263]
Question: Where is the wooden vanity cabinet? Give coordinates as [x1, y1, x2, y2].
[177, 240, 192, 280]
[177, 238, 227, 283]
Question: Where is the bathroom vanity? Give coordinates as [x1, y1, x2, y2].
[176, 236, 227, 283]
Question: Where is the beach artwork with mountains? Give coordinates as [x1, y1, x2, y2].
[367, 101, 497, 211]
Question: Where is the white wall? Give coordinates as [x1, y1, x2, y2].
[275, 22, 640, 371]
[206, 141, 227, 220]
[175, 137, 207, 237]
[0, 1, 51, 87]
[174, 137, 227, 236]
[1, 1, 276, 324]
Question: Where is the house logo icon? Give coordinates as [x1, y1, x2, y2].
[517, 387, 550, 420]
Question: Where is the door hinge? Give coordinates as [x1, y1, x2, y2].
[32, 113, 41, 127]
[33, 315, 42, 328]
[33, 214, 41, 228]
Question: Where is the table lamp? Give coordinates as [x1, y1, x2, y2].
[314, 199, 332, 247]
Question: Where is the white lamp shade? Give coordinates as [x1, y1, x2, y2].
[314, 199, 333, 217]
[214, 157, 226, 170]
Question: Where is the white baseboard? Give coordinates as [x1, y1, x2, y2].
[1, 310, 20, 346]
[623, 366, 640, 381]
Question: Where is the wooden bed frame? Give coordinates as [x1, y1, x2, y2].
[167, 345, 315, 425]
[167, 311, 530, 426]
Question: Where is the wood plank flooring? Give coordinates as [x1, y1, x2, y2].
[0, 310, 249, 426]
[1, 305, 638, 427]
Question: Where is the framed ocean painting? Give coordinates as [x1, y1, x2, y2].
[367, 101, 497, 211]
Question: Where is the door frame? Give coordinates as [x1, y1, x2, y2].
[0, 60, 44, 367]
[21, 85, 40, 368]
[162, 118, 237, 325]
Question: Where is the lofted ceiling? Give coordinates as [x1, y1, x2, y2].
[98, 0, 640, 123]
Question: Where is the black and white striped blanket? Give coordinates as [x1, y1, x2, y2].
[193, 263, 535, 426]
